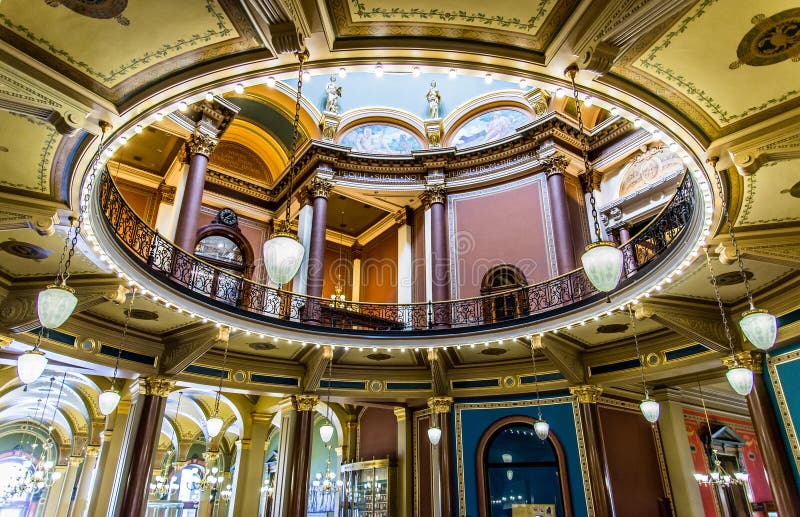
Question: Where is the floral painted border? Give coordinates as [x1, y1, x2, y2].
[0, 113, 57, 194]
[0, 0, 235, 86]
[348, 0, 554, 33]
[637, 0, 800, 125]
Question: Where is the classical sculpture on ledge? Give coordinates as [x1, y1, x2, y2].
[325, 76, 342, 114]
[426, 80, 441, 119]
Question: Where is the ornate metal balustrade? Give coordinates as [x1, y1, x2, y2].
[97, 170, 696, 335]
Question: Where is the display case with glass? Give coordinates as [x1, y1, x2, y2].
[339, 458, 395, 517]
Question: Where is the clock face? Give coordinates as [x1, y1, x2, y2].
[219, 208, 237, 226]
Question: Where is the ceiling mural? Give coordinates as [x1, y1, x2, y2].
[0, 111, 59, 196]
[324, 0, 577, 56]
[613, 0, 800, 138]
[0, 0, 259, 102]
[737, 160, 800, 226]
[339, 124, 423, 154]
[449, 108, 531, 149]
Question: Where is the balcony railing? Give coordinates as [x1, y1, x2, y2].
[97, 170, 696, 335]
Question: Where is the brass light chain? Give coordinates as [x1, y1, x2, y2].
[567, 68, 601, 241]
[213, 329, 231, 416]
[627, 304, 650, 399]
[110, 286, 137, 391]
[284, 51, 308, 229]
[529, 341, 543, 420]
[709, 160, 755, 308]
[704, 247, 739, 363]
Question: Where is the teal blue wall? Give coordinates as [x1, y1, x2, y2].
[763, 309, 800, 491]
[286, 72, 522, 120]
[452, 395, 588, 517]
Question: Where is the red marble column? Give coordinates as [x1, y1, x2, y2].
[119, 378, 173, 516]
[287, 395, 317, 516]
[570, 385, 614, 517]
[174, 133, 216, 252]
[742, 352, 800, 515]
[422, 185, 450, 327]
[545, 155, 576, 274]
[306, 178, 332, 299]
[438, 410, 454, 517]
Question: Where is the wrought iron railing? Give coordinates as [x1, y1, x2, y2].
[97, 170, 696, 334]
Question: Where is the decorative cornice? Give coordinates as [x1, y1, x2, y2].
[569, 384, 603, 404]
[420, 185, 446, 207]
[393, 407, 408, 421]
[186, 132, 218, 158]
[293, 394, 319, 412]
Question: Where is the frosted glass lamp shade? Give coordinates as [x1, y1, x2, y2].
[739, 309, 777, 350]
[262, 232, 304, 285]
[37, 285, 78, 329]
[98, 389, 121, 416]
[581, 242, 624, 292]
[207, 416, 224, 438]
[534, 420, 550, 440]
[17, 350, 47, 385]
[726, 366, 754, 396]
[640, 398, 661, 423]
[319, 422, 334, 443]
[427, 426, 442, 446]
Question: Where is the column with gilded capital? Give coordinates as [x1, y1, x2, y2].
[119, 377, 174, 516]
[726, 352, 800, 515]
[569, 385, 613, 517]
[174, 133, 217, 251]
[287, 394, 318, 516]
[544, 154, 576, 273]
[71, 444, 100, 517]
[394, 407, 413, 517]
[306, 177, 333, 299]
[427, 397, 454, 517]
[230, 412, 271, 517]
[54, 455, 83, 516]
[421, 185, 451, 326]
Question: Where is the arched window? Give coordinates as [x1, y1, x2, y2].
[481, 265, 529, 323]
[476, 416, 572, 517]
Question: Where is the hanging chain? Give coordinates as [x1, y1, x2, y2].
[704, 247, 738, 361]
[61, 124, 109, 285]
[697, 378, 714, 441]
[110, 286, 137, 390]
[52, 223, 74, 285]
[627, 304, 650, 399]
[214, 330, 231, 415]
[49, 372, 67, 429]
[568, 68, 601, 241]
[530, 340, 543, 420]
[38, 378, 55, 424]
[326, 349, 333, 421]
[284, 52, 308, 229]
[709, 160, 755, 309]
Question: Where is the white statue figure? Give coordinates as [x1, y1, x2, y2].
[426, 80, 441, 119]
[325, 76, 342, 114]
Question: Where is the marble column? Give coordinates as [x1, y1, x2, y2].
[154, 182, 178, 239]
[618, 224, 637, 275]
[421, 185, 450, 327]
[306, 178, 333, 299]
[54, 456, 83, 516]
[427, 397, 454, 517]
[545, 154, 576, 273]
[230, 413, 270, 517]
[198, 450, 219, 517]
[88, 395, 133, 517]
[174, 133, 217, 252]
[71, 444, 100, 517]
[293, 190, 314, 295]
[351, 243, 363, 303]
[569, 385, 614, 517]
[396, 207, 413, 305]
[652, 388, 704, 517]
[119, 377, 173, 517]
[394, 408, 413, 517]
[287, 394, 318, 517]
[41, 464, 67, 517]
[272, 398, 297, 517]
[732, 352, 800, 515]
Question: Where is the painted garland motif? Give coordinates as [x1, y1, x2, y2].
[45, 0, 130, 26]
[731, 9, 800, 69]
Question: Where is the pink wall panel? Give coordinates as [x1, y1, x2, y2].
[361, 226, 398, 303]
[413, 207, 426, 303]
[358, 407, 398, 461]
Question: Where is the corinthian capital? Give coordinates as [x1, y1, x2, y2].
[186, 132, 218, 157]
[543, 154, 569, 178]
[307, 178, 333, 199]
[420, 185, 446, 208]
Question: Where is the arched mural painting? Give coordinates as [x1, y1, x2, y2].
[451, 109, 531, 148]
[339, 124, 423, 154]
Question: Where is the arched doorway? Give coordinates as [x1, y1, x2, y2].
[481, 265, 529, 323]
[476, 416, 572, 517]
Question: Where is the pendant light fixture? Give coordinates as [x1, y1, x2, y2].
[567, 66, 623, 293]
[529, 340, 549, 440]
[262, 52, 309, 286]
[319, 349, 334, 444]
[37, 123, 109, 329]
[704, 248, 753, 396]
[709, 159, 777, 350]
[626, 304, 659, 423]
[98, 287, 137, 415]
[427, 357, 442, 446]
[17, 329, 48, 386]
[207, 329, 231, 439]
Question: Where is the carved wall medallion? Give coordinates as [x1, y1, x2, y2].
[0, 240, 51, 260]
[731, 9, 800, 69]
[45, 0, 130, 26]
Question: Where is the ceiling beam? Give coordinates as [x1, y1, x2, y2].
[302, 345, 333, 393]
[427, 348, 449, 396]
[635, 299, 740, 353]
[160, 325, 230, 376]
[533, 334, 586, 385]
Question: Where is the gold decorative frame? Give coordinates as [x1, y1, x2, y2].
[766, 349, 800, 475]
